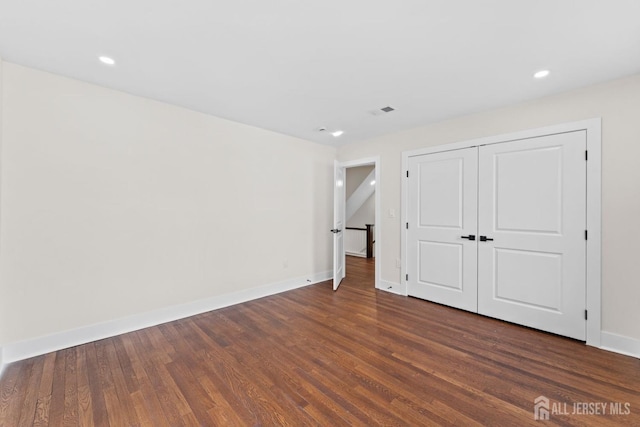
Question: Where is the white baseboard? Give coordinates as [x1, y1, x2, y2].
[378, 280, 407, 296]
[3, 270, 332, 364]
[345, 252, 366, 258]
[600, 332, 640, 359]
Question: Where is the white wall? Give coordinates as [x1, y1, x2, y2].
[338, 73, 640, 342]
[0, 63, 335, 347]
[345, 166, 374, 198]
[346, 166, 375, 228]
[0, 56, 4, 370]
[347, 195, 374, 229]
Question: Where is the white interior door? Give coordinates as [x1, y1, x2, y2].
[477, 131, 587, 340]
[332, 161, 346, 290]
[407, 148, 478, 312]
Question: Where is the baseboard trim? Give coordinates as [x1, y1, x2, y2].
[600, 332, 640, 359]
[3, 270, 332, 364]
[378, 280, 407, 296]
[345, 252, 366, 258]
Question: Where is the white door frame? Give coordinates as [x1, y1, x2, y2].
[335, 157, 381, 290]
[401, 118, 602, 347]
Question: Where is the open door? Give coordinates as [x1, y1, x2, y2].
[332, 161, 346, 290]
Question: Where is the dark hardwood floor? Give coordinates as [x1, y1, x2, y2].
[1, 256, 639, 426]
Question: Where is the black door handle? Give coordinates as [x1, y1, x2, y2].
[479, 236, 494, 242]
[461, 235, 476, 241]
[330, 229, 342, 234]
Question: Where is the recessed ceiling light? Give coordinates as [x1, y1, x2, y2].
[331, 130, 344, 137]
[534, 69, 550, 79]
[99, 56, 116, 66]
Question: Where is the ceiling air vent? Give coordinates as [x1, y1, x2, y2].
[370, 105, 396, 116]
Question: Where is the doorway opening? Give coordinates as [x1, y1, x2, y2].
[344, 165, 376, 288]
[333, 157, 380, 291]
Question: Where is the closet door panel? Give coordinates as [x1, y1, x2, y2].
[477, 131, 587, 340]
[407, 148, 478, 312]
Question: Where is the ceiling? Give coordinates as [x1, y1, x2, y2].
[1, 1, 639, 146]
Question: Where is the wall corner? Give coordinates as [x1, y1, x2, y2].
[0, 346, 5, 380]
[0, 55, 5, 368]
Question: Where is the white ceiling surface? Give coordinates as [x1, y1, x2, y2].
[1, 1, 639, 146]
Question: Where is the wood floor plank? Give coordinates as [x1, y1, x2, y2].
[103, 340, 140, 425]
[0, 361, 30, 426]
[129, 390, 154, 427]
[31, 353, 56, 427]
[84, 342, 110, 426]
[16, 357, 44, 427]
[62, 348, 79, 426]
[35, 352, 57, 402]
[119, 333, 171, 427]
[142, 326, 175, 363]
[113, 336, 139, 395]
[47, 350, 66, 426]
[197, 375, 248, 426]
[101, 384, 126, 427]
[31, 396, 51, 427]
[75, 345, 95, 427]
[0, 364, 20, 425]
[1, 256, 639, 426]
[138, 358, 188, 425]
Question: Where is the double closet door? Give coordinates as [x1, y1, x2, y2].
[406, 131, 587, 340]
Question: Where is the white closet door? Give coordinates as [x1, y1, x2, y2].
[407, 148, 478, 312]
[477, 131, 587, 340]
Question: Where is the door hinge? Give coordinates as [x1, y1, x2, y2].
[406, 171, 409, 178]
[585, 150, 588, 161]
[406, 274, 409, 281]
[406, 222, 409, 229]
[585, 230, 588, 240]
[585, 310, 588, 320]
